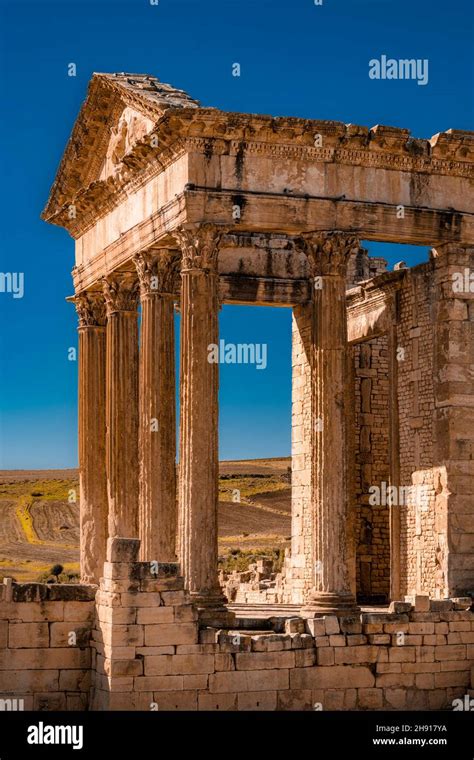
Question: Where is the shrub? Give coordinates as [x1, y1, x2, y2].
[50, 564, 64, 580]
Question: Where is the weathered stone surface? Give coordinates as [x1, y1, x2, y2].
[8, 623, 49, 649]
[107, 538, 140, 564]
[135, 251, 178, 563]
[209, 669, 289, 693]
[290, 665, 375, 689]
[76, 293, 107, 584]
[17, 68, 473, 713]
[235, 652, 295, 671]
[144, 623, 198, 647]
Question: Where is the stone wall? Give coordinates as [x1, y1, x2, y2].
[353, 337, 391, 602]
[0, 581, 95, 710]
[396, 262, 438, 598]
[1, 541, 471, 711]
[289, 304, 313, 604]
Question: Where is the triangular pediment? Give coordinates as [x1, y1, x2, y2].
[98, 105, 155, 182]
[42, 72, 199, 223]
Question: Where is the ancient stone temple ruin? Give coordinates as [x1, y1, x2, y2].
[1, 72, 472, 710]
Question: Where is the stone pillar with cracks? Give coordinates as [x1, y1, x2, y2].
[74, 292, 108, 584]
[296, 232, 361, 617]
[173, 224, 229, 620]
[134, 249, 179, 562]
[103, 272, 140, 540]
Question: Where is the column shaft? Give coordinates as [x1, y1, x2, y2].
[103, 273, 140, 539]
[297, 232, 360, 616]
[135, 251, 178, 562]
[75, 293, 107, 583]
[175, 226, 226, 608]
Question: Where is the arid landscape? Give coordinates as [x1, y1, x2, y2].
[0, 458, 291, 582]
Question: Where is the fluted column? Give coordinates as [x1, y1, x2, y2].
[74, 292, 108, 584]
[296, 232, 360, 616]
[134, 250, 179, 562]
[103, 272, 140, 539]
[174, 224, 226, 610]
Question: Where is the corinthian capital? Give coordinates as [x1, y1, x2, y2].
[74, 292, 106, 328]
[133, 249, 180, 297]
[173, 223, 226, 273]
[294, 232, 360, 277]
[102, 272, 139, 316]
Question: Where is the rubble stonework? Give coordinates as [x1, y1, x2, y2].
[23, 71, 474, 709]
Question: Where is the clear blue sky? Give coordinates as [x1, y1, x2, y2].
[0, 0, 472, 469]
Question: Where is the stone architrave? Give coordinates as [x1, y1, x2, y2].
[173, 224, 227, 611]
[134, 249, 179, 562]
[296, 232, 361, 616]
[102, 272, 140, 540]
[74, 292, 108, 584]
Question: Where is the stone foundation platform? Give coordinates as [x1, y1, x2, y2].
[0, 540, 472, 711]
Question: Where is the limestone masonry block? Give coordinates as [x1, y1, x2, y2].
[105, 659, 143, 677]
[107, 538, 140, 564]
[214, 653, 235, 671]
[285, 618, 306, 634]
[136, 607, 174, 625]
[290, 665, 375, 690]
[238, 691, 277, 711]
[8, 623, 49, 649]
[100, 623, 144, 648]
[144, 623, 198, 647]
[452, 598, 472, 610]
[235, 652, 295, 671]
[339, 617, 363, 634]
[134, 675, 183, 692]
[388, 602, 412, 614]
[119, 593, 163, 608]
[198, 693, 237, 711]
[305, 619, 326, 637]
[97, 606, 136, 625]
[430, 600, 454, 612]
[347, 634, 368, 646]
[358, 688, 383, 710]
[50, 622, 91, 647]
[323, 616, 340, 635]
[316, 648, 335, 666]
[404, 595, 430, 613]
[295, 649, 316, 667]
[63, 602, 96, 622]
[209, 669, 289, 693]
[183, 675, 208, 690]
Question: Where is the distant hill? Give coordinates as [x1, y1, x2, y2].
[0, 458, 291, 582]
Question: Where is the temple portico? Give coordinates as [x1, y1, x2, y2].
[41, 72, 474, 616]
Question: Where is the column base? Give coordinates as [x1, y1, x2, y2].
[301, 591, 360, 618]
[190, 591, 235, 627]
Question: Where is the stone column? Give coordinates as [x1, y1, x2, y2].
[174, 224, 227, 613]
[74, 292, 108, 584]
[432, 243, 474, 597]
[134, 250, 179, 562]
[388, 298, 401, 601]
[296, 232, 360, 616]
[103, 272, 140, 540]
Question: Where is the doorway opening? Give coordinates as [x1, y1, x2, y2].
[217, 304, 292, 601]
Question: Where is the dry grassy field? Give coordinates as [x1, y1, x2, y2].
[0, 458, 291, 582]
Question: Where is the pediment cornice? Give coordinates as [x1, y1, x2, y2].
[42, 73, 474, 240]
